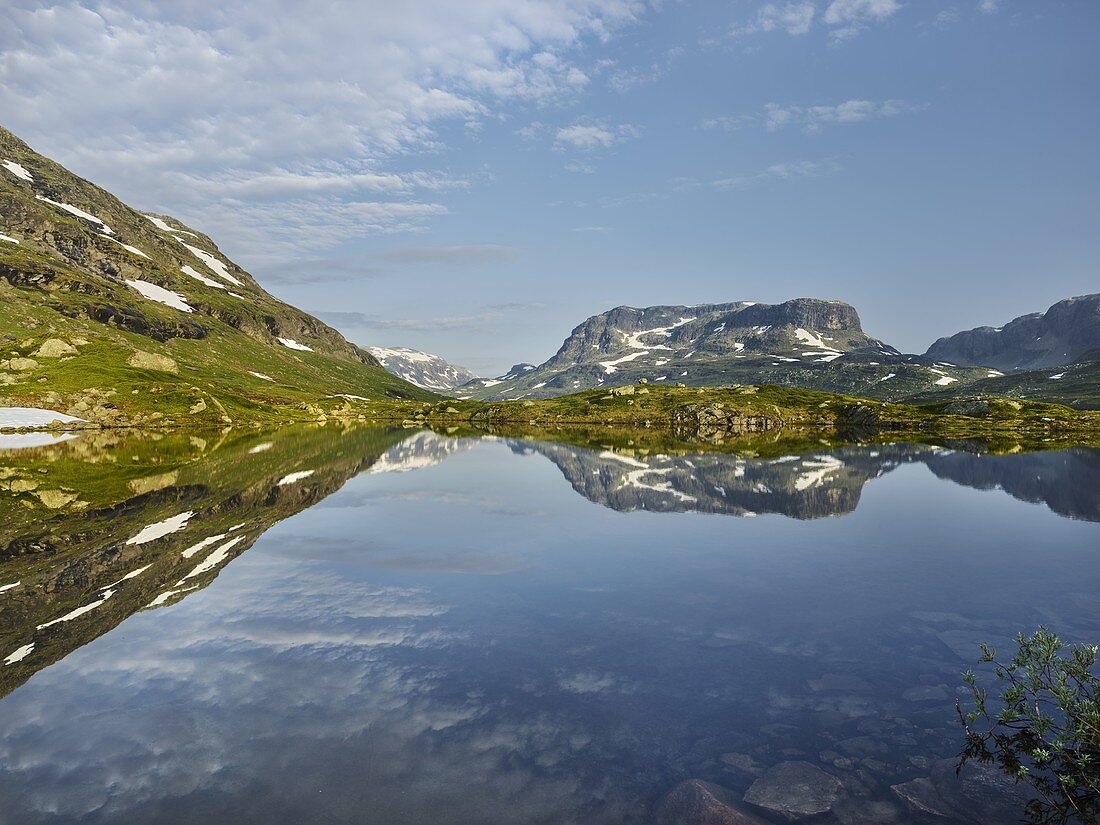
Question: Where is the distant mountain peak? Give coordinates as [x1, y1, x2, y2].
[365, 346, 479, 392]
[925, 294, 1100, 371]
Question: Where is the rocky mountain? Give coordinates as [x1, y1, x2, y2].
[457, 299, 989, 401]
[365, 345, 479, 392]
[0, 125, 433, 428]
[925, 293, 1100, 371]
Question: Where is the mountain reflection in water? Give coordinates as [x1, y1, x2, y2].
[0, 427, 1097, 824]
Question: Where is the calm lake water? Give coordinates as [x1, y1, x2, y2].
[0, 428, 1097, 824]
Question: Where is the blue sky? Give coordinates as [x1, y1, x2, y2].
[1, 1, 1097, 375]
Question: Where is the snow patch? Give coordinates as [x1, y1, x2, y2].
[4, 644, 34, 665]
[126, 511, 194, 545]
[125, 279, 193, 313]
[277, 337, 313, 352]
[38, 590, 114, 629]
[182, 536, 246, 580]
[0, 582, 20, 594]
[181, 264, 227, 290]
[1049, 373, 1065, 380]
[35, 195, 113, 233]
[105, 237, 150, 258]
[0, 233, 19, 244]
[249, 371, 274, 381]
[278, 470, 315, 486]
[178, 242, 242, 285]
[2, 160, 33, 181]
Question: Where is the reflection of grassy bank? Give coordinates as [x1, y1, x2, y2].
[0, 424, 410, 699]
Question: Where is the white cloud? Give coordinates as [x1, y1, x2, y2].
[731, 2, 817, 36]
[978, 0, 1000, 13]
[0, 1, 647, 262]
[764, 99, 917, 133]
[822, 0, 903, 41]
[706, 99, 918, 136]
[554, 118, 640, 150]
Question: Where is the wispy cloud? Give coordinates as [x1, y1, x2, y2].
[0, 1, 648, 260]
[713, 159, 836, 190]
[730, 0, 902, 42]
[705, 99, 920, 135]
[978, 0, 1001, 13]
[554, 118, 641, 151]
[730, 2, 817, 37]
[764, 99, 919, 132]
[822, 0, 903, 42]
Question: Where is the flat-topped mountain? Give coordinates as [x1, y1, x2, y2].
[365, 346, 479, 392]
[0, 124, 433, 428]
[925, 294, 1100, 371]
[457, 298, 989, 401]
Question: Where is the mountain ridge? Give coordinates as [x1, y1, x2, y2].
[925, 293, 1100, 371]
[0, 124, 435, 428]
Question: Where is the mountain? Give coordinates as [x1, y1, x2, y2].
[365, 345, 479, 392]
[457, 299, 989, 401]
[925, 294, 1100, 371]
[0, 125, 434, 428]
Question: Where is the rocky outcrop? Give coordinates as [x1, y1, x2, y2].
[926, 293, 1100, 370]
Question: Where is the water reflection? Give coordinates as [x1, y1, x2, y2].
[0, 428, 1097, 824]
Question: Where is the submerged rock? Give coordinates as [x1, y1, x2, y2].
[656, 779, 771, 825]
[742, 761, 845, 820]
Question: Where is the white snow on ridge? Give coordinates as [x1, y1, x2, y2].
[177, 241, 242, 285]
[795, 456, 845, 491]
[1049, 373, 1065, 380]
[3, 644, 34, 665]
[2, 160, 33, 181]
[125, 279, 193, 313]
[878, 373, 896, 382]
[37, 589, 115, 629]
[278, 470, 315, 486]
[0, 407, 84, 429]
[277, 337, 313, 352]
[181, 265, 226, 290]
[144, 214, 197, 236]
[0, 233, 19, 244]
[105, 236, 150, 258]
[599, 350, 649, 374]
[35, 195, 113, 233]
[126, 511, 194, 545]
[182, 536, 246, 580]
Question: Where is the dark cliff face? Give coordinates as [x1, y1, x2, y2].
[925, 294, 1100, 370]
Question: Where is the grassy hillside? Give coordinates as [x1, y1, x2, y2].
[0, 124, 435, 427]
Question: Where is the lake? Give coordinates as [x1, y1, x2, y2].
[0, 427, 1097, 824]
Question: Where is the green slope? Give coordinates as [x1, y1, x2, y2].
[0, 125, 436, 428]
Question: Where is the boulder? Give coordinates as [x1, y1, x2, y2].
[127, 350, 179, 373]
[609, 385, 636, 396]
[4, 357, 39, 370]
[943, 399, 991, 418]
[743, 761, 845, 820]
[656, 779, 771, 825]
[33, 338, 77, 358]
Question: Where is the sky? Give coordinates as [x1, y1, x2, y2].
[1, 1, 1097, 376]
